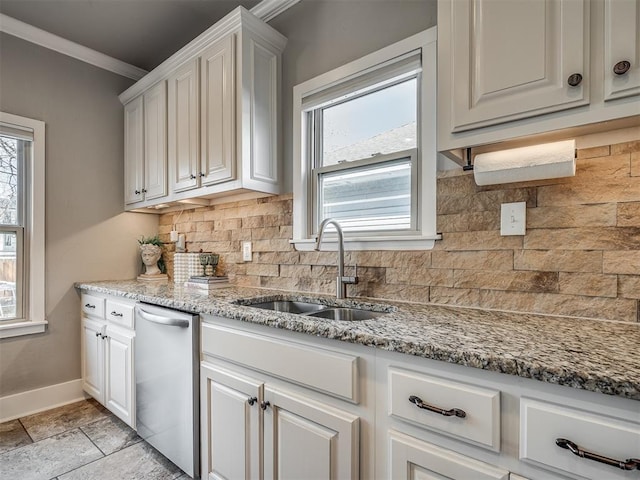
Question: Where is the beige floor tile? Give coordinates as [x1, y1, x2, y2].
[20, 400, 109, 442]
[0, 428, 103, 480]
[0, 419, 32, 454]
[80, 415, 141, 455]
[58, 441, 182, 480]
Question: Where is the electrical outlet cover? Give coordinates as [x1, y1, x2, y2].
[242, 241, 252, 261]
[500, 202, 526, 236]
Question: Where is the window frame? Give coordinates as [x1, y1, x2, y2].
[0, 112, 46, 338]
[291, 28, 440, 251]
[311, 149, 419, 236]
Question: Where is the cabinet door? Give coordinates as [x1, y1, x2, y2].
[81, 316, 105, 404]
[442, 0, 589, 132]
[264, 386, 359, 480]
[168, 58, 200, 193]
[389, 430, 510, 480]
[200, 363, 262, 480]
[242, 35, 280, 188]
[124, 96, 144, 205]
[143, 81, 168, 200]
[603, 0, 640, 100]
[200, 34, 235, 186]
[105, 325, 135, 428]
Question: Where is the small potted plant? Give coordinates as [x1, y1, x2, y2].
[137, 235, 168, 281]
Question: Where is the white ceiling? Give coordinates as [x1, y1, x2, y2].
[0, 0, 261, 71]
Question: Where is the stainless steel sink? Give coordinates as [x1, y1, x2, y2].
[247, 300, 329, 315]
[307, 308, 384, 321]
[244, 300, 387, 321]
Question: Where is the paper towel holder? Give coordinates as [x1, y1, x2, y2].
[462, 148, 474, 171]
[472, 139, 576, 186]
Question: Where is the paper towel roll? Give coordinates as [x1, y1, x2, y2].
[473, 139, 576, 186]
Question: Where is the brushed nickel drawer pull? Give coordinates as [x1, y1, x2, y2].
[408, 395, 466, 418]
[556, 438, 640, 471]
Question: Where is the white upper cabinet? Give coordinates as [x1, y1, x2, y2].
[123, 83, 168, 206]
[124, 96, 144, 205]
[438, 0, 640, 153]
[604, 0, 640, 101]
[142, 82, 168, 201]
[120, 7, 286, 211]
[168, 58, 199, 193]
[200, 35, 236, 186]
[447, 0, 588, 133]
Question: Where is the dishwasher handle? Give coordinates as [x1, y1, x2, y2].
[136, 307, 190, 328]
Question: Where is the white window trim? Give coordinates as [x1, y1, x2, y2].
[0, 112, 46, 338]
[291, 27, 440, 251]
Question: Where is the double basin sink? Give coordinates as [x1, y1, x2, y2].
[245, 300, 386, 321]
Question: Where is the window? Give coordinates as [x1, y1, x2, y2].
[0, 112, 46, 338]
[292, 28, 439, 251]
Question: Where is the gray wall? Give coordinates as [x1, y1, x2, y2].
[269, 0, 438, 191]
[0, 33, 158, 397]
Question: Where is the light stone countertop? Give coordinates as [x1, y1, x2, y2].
[75, 280, 640, 401]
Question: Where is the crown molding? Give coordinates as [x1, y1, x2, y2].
[250, 0, 301, 22]
[0, 13, 148, 80]
[0, 0, 297, 83]
[118, 6, 287, 104]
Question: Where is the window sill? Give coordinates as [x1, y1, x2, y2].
[291, 234, 441, 251]
[0, 320, 48, 339]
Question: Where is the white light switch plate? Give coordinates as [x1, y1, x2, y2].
[242, 241, 252, 261]
[500, 202, 526, 236]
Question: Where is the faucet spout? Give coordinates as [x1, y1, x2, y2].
[315, 218, 357, 299]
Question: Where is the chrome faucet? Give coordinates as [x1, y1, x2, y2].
[315, 218, 358, 299]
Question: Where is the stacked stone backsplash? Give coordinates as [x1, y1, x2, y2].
[159, 138, 640, 322]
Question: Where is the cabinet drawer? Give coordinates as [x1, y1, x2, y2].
[520, 397, 640, 479]
[81, 293, 105, 318]
[105, 299, 134, 329]
[201, 323, 359, 402]
[388, 367, 500, 451]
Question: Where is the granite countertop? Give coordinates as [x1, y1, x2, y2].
[75, 280, 640, 401]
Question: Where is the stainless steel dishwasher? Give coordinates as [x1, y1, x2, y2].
[135, 303, 199, 478]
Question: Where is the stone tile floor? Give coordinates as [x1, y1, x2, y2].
[0, 399, 188, 480]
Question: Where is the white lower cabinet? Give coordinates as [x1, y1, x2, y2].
[200, 315, 639, 480]
[200, 364, 261, 480]
[520, 398, 640, 480]
[200, 316, 369, 480]
[389, 430, 509, 480]
[81, 315, 105, 403]
[200, 362, 360, 480]
[104, 325, 135, 427]
[80, 292, 136, 428]
[263, 386, 359, 480]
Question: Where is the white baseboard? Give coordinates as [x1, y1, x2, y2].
[0, 379, 87, 423]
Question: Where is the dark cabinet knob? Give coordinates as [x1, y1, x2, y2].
[260, 401, 270, 410]
[134, 190, 141, 195]
[567, 73, 583, 87]
[247, 396, 257, 406]
[141, 188, 147, 193]
[190, 174, 196, 179]
[613, 60, 631, 76]
[199, 172, 205, 177]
